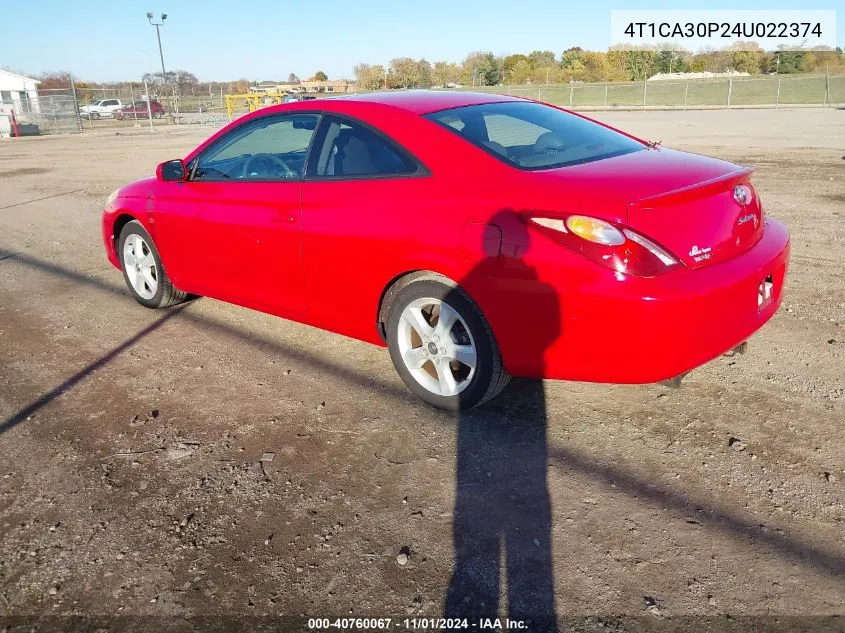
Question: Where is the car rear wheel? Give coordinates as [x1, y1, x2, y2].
[386, 276, 510, 411]
[154, 111, 163, 119]
[118, 220, 186, 309]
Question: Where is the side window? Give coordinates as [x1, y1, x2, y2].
[193, 114, 320, 181]
[312, 116, 418, 178]
[104, 100, 117, 106]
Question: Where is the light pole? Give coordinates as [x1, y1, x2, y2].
[146, 12, 168, 81]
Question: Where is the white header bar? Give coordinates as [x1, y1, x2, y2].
[610, 10, 837, 51]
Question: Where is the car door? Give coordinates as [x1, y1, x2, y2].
[300, 115, 432, 341]
[152, 112, 321, 317]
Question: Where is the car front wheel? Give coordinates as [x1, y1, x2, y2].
[386, 276, 510, 411]
[118, 220, 186, 309]
[92, 112, 100, 120]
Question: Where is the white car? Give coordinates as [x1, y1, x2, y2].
[79, 99, 124, 119]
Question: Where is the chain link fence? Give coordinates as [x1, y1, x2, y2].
[3, 73, 842, 136]
[465, 74, 844, 110]
[0, 88, 82, 136]
[76, 86, 229, 127]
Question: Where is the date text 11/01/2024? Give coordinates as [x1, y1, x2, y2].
[308, 618, 529, 630]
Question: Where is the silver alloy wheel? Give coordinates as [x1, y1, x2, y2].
[397, 297, 478, 397]
[122, 234, 158, 300]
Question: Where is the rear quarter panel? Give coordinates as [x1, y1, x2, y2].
[298, 102, 518, 345]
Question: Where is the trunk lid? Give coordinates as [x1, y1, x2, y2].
[529, 147, 763, 269]
[626, 167, 763, 269]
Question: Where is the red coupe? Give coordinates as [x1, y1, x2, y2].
[101, 91, 790, 410]
[114, 100, 165, 120]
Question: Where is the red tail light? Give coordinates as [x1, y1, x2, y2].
[529, 214, 680, 278]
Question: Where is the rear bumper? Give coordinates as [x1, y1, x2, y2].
[538, 219, 790, 383]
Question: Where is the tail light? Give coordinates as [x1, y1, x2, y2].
[529, 214, 680, 278]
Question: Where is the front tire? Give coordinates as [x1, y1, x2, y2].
[92, 112, 100, 120]
[118, 220, 186, 309]
[386, 276, 510, 411]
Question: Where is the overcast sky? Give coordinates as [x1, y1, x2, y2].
[2, 0, 841, 82]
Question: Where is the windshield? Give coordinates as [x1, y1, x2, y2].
[425, 101, 644, 170]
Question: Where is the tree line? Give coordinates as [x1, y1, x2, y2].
[356, 44, 844, 89]
[20, 42, 844, 101]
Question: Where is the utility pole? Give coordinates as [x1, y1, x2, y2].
[146, 12, 170, 121]
[146, 12, 168, 79]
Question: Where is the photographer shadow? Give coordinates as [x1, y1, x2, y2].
[444, 210, 560, 630]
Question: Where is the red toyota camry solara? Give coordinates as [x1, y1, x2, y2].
[101, 91, 790, 410]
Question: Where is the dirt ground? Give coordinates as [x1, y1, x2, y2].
[1, 108, 843, 632]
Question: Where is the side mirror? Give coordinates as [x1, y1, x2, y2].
[157, 159, 187, 182]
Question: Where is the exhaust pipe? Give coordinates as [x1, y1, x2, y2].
[727, 341, 748, 356]
[659, 372, 687, 389]
[658, 341, 749, 389]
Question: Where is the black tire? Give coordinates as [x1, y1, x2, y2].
[92, 112, 100, 120]
[385, 275, 510, 411]
[118, 220, 186, 309]
[154, 111, 164, 119]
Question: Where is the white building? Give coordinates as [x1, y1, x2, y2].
[0, 69, 40, 116]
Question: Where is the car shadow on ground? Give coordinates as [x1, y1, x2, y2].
[2, 245, 845, 623]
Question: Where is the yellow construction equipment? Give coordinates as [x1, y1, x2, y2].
[225, 92, 288, 120]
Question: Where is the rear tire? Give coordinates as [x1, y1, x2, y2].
[118, 220, 186, 309]
[386, 276, 510, 411]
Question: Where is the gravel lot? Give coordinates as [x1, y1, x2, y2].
[1, 108, 843, 632]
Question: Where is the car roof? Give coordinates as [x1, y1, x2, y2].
[335, 89, 522, 115]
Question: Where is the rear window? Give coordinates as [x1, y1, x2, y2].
[425, 101, 643, 170]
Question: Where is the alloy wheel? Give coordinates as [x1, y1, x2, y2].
[397, 297, 477, 396]
[122, 234, 158, 300]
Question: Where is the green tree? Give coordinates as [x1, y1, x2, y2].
[609, 47, 657, 81]
[462, 51, 500, 86]
[508, 59, 533, 84]
[416, 59, 432, 88]
[527, 50, 557, 83]
[313, 71, 328, 81]
[560, 47, 584, 70]
[353, 63, 387, 91]
[431, 61, 460, 86]
[389, 57, 420, 88]
[730, 50, 762, 74]
[655, 49, 689, 75]
[773, 49, 805, 73]
[503, 54, 530, 75]
[527, 50, 556, 68]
